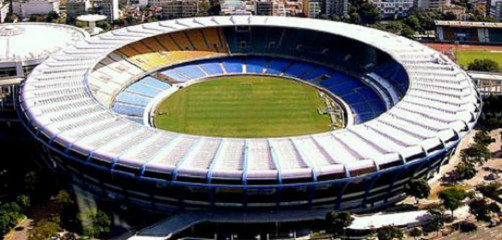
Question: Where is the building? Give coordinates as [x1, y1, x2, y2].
[93, 0, 119, 21]
[0, 23, 87, 124]
[322, 0, 347, 17]
[66, 0, 90, 18]
[413, 0, 449, 10]
[254, 0, 273, 15]
[220, 0, 249, 15]
[468, 71, 502, 96]
[273, 2, 287, 16]
[0, 0, 9, 23]
[489, 0, 502, 20]
[302, 0, 321, 17]
[0, 23, 87, 78]
[12, 0, 60, 18]
[441, 5, 468, 20]
[492, 1, 502, 19]
[19, 16, 479, 220]
[273, 0, 303, 16]
[148, 0, 198, 19]
[435, 20, 502, 43]
[371, 0, 414, 18]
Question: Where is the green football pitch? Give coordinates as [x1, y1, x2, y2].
[154, 76, 332, 138]
[456, 50, 502, 72]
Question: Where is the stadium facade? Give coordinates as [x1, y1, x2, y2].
[19, 16, 481, 213]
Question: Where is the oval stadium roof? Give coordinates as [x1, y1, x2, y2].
[20, 16, 481, 182]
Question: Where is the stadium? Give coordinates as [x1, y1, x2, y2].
[19, 16, 481, 214]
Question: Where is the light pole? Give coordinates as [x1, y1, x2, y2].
[454, 40, 459, 63]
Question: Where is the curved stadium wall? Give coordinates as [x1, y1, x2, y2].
[18, 16, 481, 213]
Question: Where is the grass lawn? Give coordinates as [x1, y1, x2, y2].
[456, 50, 502, 71]
[154, 76, 332, 138]
[428, 185, 472, 200]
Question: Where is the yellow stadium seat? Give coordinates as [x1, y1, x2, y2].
[203, 28, 227, 53]
[155, 34, 180, 51]
[114, 28, 230, 72]
[186, 29, 209, 51]
[171, 32, 192, 50]
[142, 37, 168, 52]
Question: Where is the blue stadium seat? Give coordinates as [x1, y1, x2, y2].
[320, 78, 339, 87]
[367, 99, 387, 113]
[246, 57, 268, 73]
[140, 76, 171, 90]
[339, 92, 365, 105]
[328, 82, 362, 96]
[115, 92, 152, 106]
[198, 60, 224, 75]
[127, 116, 144, 124]
[302, 66, 332, 80]
[126, 83, 162, 98]
[161, 69, 188, 81]
[222, 58, 243, 73]
[373, 61, 408, 96]
[174, 65, 206, 80]
[284, 62, 317, 78]
[356, 113, 376, 123]
[351, 102, 373, 114]
[266, 59, 291, 75]
[112, 102, 145, 116]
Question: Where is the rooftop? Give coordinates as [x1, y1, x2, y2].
[435, 20, 502, 29]
[77, 14, 107, 22]
[0, 23, 88, 64]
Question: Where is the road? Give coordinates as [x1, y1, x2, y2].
[3, 219, 33, 240]
[438, 224, 502, 240]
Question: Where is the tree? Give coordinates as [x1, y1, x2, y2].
[377, 225, 404, 240]
[24, 171, 37, 192]
[358, 2, 381, 24]
[54, 190, 74, 207]
[325, 211, 354, 237]
[29, 219, 60, 240]
[476, 182, 501, 199]
[404, 15, 421, 32]
[96, 21, 112, 31]
[461, 143, 491, 165]
[426, 207, 445, 236]
[489, 202, 500, 213]
[0, 211, 20, 235]
[401, 25, 416, 38]
[474, 131, 495, 146]
[405, 179, 431, 205]
[0, 202, 23, 235]
[459, 221, 478, 232]
[468, 198, 491, 221]
[442, 11, 457, 20]
[54, 190, 75, 229]
[453, 162, 476, 181]
[16, 195, 30, 212]
[46, 11, 60, 22]
[345, 0, 380, 24]
[79, 209, 111, 238]
[409, 227, 422, 240]
[438, 188, 467, 220]
[468, 59, 499, 72]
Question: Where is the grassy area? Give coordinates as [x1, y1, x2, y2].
[456, 50, 502, 71]
[154, 76, 332, 138]
[429, 185, 472, 200]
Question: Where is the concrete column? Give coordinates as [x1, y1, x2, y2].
[15, 62, 23, 76]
